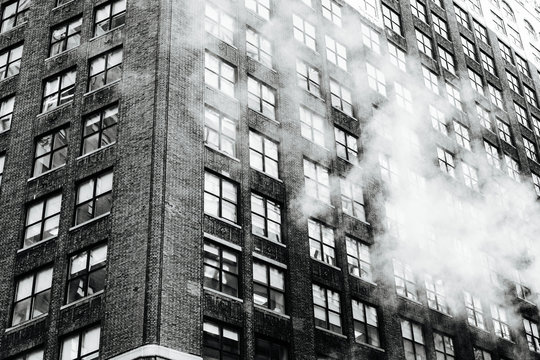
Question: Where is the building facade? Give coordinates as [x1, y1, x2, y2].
[1, 0, 540, 359]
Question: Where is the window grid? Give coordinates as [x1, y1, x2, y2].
[410, 0, 427, 22]
[325, 35, 347, 70]
[204, 171, 238, 223]
[346, 236, 372, 280]
[246, 28, 272, 68]
[434, 332, 455, 360]
[401, 319, 426, 360]
[42, 69, 76, 112]
[524, 318, 540, 352]
[330, 79, 353, 116]
[0, 43, 22, 80]
[454, 4, 470, 28]
[300, 107, 325, 147]
[480, 51, 496, 76]
[0, 95, 14, 132]
[93, 0, 125, 37]
[249, 131, 279, 178]
[416, 30, 433, 57]
[205, 3, 234, 44]
[352, 300, 380, 346]
[462, 162, 479, 190]
[432, 14, 449, 39]
[484, 141, 500, 169]
[322, 0, 342, 26]
[524, 85, 538, 107]
[476, 104, 493, 131]
[88, 47, 123, 92]
[437, 147, 455, 177]
[248, 77, 276, 120]
[468, 68, 483, 94]
[532, 173, 540, 196]
[453, 121, 471, 150]
[1, 0, 30, 33]
[506, 71, 521, 94]
[75, 171, 113, 225]
[388, 42, 406, 71]
[361, 23, 380, 54]
[382, 5, 401, 34]
[340, 178, 365, 221]
[499, 40, 513, 64]
[304, 159, 330, 203]
[425, 276, 448, 313]
[473, 348, 492, 360]
[253, 260, 286, 313]
[23, 194, 62, 248]
[296, 60, 321, 97]
[245, 0, 270, 20]
[493, 11, 506, 34]
[524, 137, 537, 161]
[534, 115, 540, 137]
[60, 326, 101, 360]
[504, 155, 520, 181]
[308, 219, 335, 265]
[293, 15, 316, 51]
[205, 52, 235, 98]
[204, 107, 236, 156]
[473, 20, 488, 43]
[446, 83, 462, 110]
[395, 82, 412, 111]
[82, 104, 118, 156]
[50, 17, 82, 57]
[203, 321, 240, 360]
[438, 47, 455, 74]
[488, 85, 504, 109]
[33, 128, 69, 177]
[430, 106, 448, 136]
[497, 119, 512, 144]
[393, 259, 418, 301]
[516, 54, 530, 77]
[461, 36, 476, 60]
[312, 284, 342, 333]
[464, 291, 485, 329]
[203, 241, 239, 297]
[423, 66, 439, 94]
[366, 63, 386, 96]
[335, 127, 358, 162]
[491, 304, 511, 340]
[251, 193, 281, 242]
[11, 267, 53, 326]
[66, 244, 107, 304]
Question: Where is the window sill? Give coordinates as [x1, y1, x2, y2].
[331, 106, 357, 121]
[27, 164, 66, 182]
[315, 326, 347, 339]
[0, 22, 27, 36]
[252, 169, 282, 183]
[397, 294, 423, 306]
[89, 24, 125, 41]
[253, 233, 286, 247]
[204, 232, 242, 251]
[248, 108, 279, 125]
[203, 287, 243, 303]
[204, 85, 237, 102]
[253, 253, 287, 269]
[205, 32, 237, 50]
[0, 73, 18, 83]
[468, 324, 490, 334]
[429, 307, 452, 318]
[60, 290, 104, 310]
[355, 341, 385, 352]
[246, 55, 276, 73]
[349, 274, 377, 286]
[254, 305, 290, 319]
[45, 46, 79, 62]
[17, 236, 56, 254]
[52, 0, 76, 10]
[312, 257, 340, 271]
[517, 297, 537, 307]
[69, 212, 111, 231]
[84, 80, 121, 97]
[37, 101, 73, 117]
[204, 145, 240, 162]
[496, 336, 515, 344]
[5, 313, 47, 333]
[77, 143, 115, 161]
[204, 213, 242, 229]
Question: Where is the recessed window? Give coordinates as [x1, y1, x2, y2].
[82, 104, 118, 155]
[461, 36, 476, 60]
[366, 63, 386, 96]
[203, 321, 240, 360]
[11, 266, 53, 326]
[425, 275, 448, 313]
[88, 47, 123, 92]
[524, 318, 540, 352]
[254, 337, 288, 360]
[430, 106, 447, 135]
[42, 69, 76, 112]
[410, 0, 427, 21]
[508, 25, 522, 48]
[432, 14, 448, 39]
[33, 128, 69, 177]
[251, 193, 281, 242]
[476, 104, 492, 131]
[524, 85, 538, 107]
[352, 299, 380, 346]
[454, 4, 470, 29]
[379, 153, 399, 185]
[468, 68, 484, 95]
[74, 171, 113, 225]
[1, 0, 30, 33]
[0, 95, 14, 132]
[504, 155, 520, 181]
[296, 60, 321, 97]
[60, 325, 101, 360]
[0, 153, 5, 186]
[464, 291, 485, 329]
[361, 23, 380, 54]
[382, 5, 401, 34]
[388, 42, 406, 71]
[393, 259, 418, 301]
[473, 347, 492, 360]
[12, 348, 43, 360]
[322, 0, 342, 26]
[249, 130, 279, 178]
[246, 28, 272, 68]
[400, 319, 426, 360]
[434, 332, 455, 360]
[340, 178, 365, 221]
[205, 3, 235, 44]
[346, 236, 372, 280]
[0, 43, 23, 80]
[308, 219, 335, 265]
[496, 118, 512, 144]
[325, 35, 347, 71]
[203, 240, 239, 297]
[415, 30, 432, 58]
[248, 77, 276, 120]
[422, 66, 439, 94]
[253, 260, 286, 313]
[438, 47, 455, 74]
[300, 106, 325, 147]
[329, 79, 352, 116]
[446, 82, 462, 110]
[480, 51, 495, 75]
[524, 137, 537, 161]
[66, 244, 107, 304]
[303, 159, 330, 203]
[473, 20, 488, 44]
[499, 40, 513, 64]
[204, 106, 236, 157]
[488, 84, 503, 109]
[23, 193, 62, 248]
[533, 173, 540, 196]
[437, 147, 455, 177]
[312, 284, 342, 333]
[484, 141, 500, 169]
[293, 15, 316, 51]
[50, 17, 82, 57]
[93, 0, 126, 37]
[204, 171, 238, 223]
[395, 82, 412, 111]
[462, 162, 478, 190]
[491, 304, 511, 340]
[453, 121, 470, 150]
[516, 54, 530, 77]
[245, 0, 270, 20]
[506, 71, 521, 94]
[334, 127, 357, 162]
[533, 115, 540, 137]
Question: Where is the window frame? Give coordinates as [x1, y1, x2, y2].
[74, 170, 114, 226]
[93, 0, 126, 38]
[49, 17, 82, 57]
[65, 243, 107, 304]
[81, 103, 119, 156]
[11, 266, 53, 327]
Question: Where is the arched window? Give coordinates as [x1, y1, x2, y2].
[525, 20, 537, 40]
[502, 1, 515, 22]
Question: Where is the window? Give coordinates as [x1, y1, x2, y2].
[499, 40, 513, 64]
[0, 43, 22, 80]
[330, 79, 352, 116]
[532, 45, 540, 64]
[11, 266, 53, 326]
[60, 326, 101, 360]
[395, 82, 412, 111]
[382, 5, 401, 34]
[23, 194, 62, 248]
[248, 77, 276, 120]
[477, 104, 492, 130]
[246, 28, 272, 68]
[393, 259, 418, 301]
[502, 1, 514, 21]
[255, 337, 288, 360]
[340, 178, 365, 221]
[1, 0, 30, 33]
[504, 155, 520, 181]
[293, 15, 316, 51]
[388, 42, 406, 71]
[304, 159, 330, 203]
[492, 12, 505, 34]
[401, 319, 426, 360]
[488, 84, 503, 109]
[296, 60, 321, 97]
[93, 1, 125, 37]
[0, 154, 4, 186]
[480, 52, 495, 76]
[432, 14, 448, 39]
[525, 20, 536, 40]
[533, 173, 540, 196]
[203, 321, 240, 360]
[251, 193, 281, 242]
[434, 333, 455, 360]
[66, 244, 107, 304]
[462, 162, 478, 190]
[430, 105, 448, 135]
[33, 128, 69, 177]
[346, 236, 372, 280]
[205, 3, 234, 44]
[322, 0, 342, 26]
[473, 20, 488, 44]
[203, 241, 239, 297]
[12, 348, 43, 360]
[484, 141, 500, 169]
[410, 0, 427, 22]
[524, 137, 537, 161]
[461, 36, 476, 60]
[473, 348, 492, 360]
[438, 47, 455, 74]
[516, 54, 530, 77]
[325, 36, 347, 70]
[508, 25, 522, 48]
[423, 66, 439, 94]
[335, 128, 358, 162]
[466, 70, 483, 96]
[469, 0, 482, 13]
[366, 63, 386, 96]
[437, 147, 455, 177]
[446, 83, 462, 110]
[416, 30, 433, 57]
[361, 23, 380, 54]
[524, 85, 538, 107]
[88, 47, 123, 92]
[74, 171, 113, 225]
[352, 300, 380, 346]
[464, 291, 485, 329]
[506, 71, 521, 94]
[82, 104, 119, 155]
[534, 115, 540, 137]
[253, 260, 286, 313]
[50, 17, 82, 57]
[454, 4, 470, 29]
[453, 121, 471, 150]
[300, 107, 325, 146]
[204, 106, 236, 156]
[491, 304, 511, 340]
[308, 219, 335, 265]
[379, 154, 399, 185]
[42, 69, 76, 112]
[0, 95, 14, 132]
[249, 131, 278, 178]
[425, 275, 448, 313]
[312, 284, 341, 333]
[246, 0, 270, 20]
[497, 118, 512, 144]
[524, 318, 540, 352]
[204, 171, 237, 223]
[205, 52, 235, 98]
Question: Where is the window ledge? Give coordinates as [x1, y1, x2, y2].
[343, 212, 371, 226]
[468, 324, 490, 334]
[89, 24, 125, 41]
[252, 168, 282, 183]
[83, 80, 121, 97]
[305, 90, 325, 102]
[331, 106, 357, 121]
[52, 0, 76, 10]
[37, 101, 73, 118]
[397, 294, 423, 306]
[27, 164, 66, 182]
[45, 46, 79, 62]
[248, 108, 279, 125]
[205, 32, 237, 50]
[429, 307, 452, 318]
[77, 143, 115, 161]
[204, 232, 242, 251]
[496, 336, 515, 344]
[355, 341, 385, 352]
[312, 257, 341, 271]
[315, 326, 347, 339]
[246, 55, 276, 73]
[203, 287, 243, 303]
[0, 73, 18, 83]
[60, 290, 104, 310]
[254, 233, 286, 247]
[69, 212, 111, 231]
[349, 274, 377, 286]
[253, 253, 287, 269]
[17, 236, 56, 254]
[204, 145, 240, 162]
[204, 85, 238, 102]
[0, 22, 27, 36]
[517, 297, 537, 306]
[5, 313, 47, 333]
[204, 213, 242, 229]
[254, 305, 290, 319]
